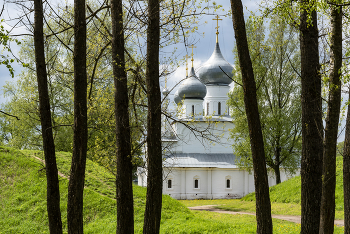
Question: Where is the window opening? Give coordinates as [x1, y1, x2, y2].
[192, 105, 194, 116]
[168, 179, 172, 189]
[194, 179, 199, 188]
[226, 179, 230, 188]
[218, 102, 221, 115]
[207, 103, 209, 115]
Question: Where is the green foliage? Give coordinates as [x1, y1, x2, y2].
[0, 147, 326, 233]
[0, 19, 23, 78]
[241, 156, 345, 220]
[228, 15, 301, 181]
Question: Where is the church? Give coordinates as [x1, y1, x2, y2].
[137, 17, 293, 200]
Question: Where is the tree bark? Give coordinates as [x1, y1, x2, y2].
[143, 0, 162, 233]
[111, 0, 134, 233]
[299, 2, 323, 233]
[33, 0, 63, 233]
[344, 90, 350, 234]
[275, 146, 281, 184]
[67, 0, 87, 232]
[230, 0, 273, 233]
[319, 5, 342, 234]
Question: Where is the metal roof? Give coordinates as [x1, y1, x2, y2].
[163, 153, 237, 168]
[197, 42, 234, 85]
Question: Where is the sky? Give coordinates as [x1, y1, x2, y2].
[0, 0, 260, 103]
[1, 0, 346, 141]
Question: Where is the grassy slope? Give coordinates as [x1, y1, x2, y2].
[241, 156, 344, 219]
[181, 156, 345, 221]
[0, 147, 343, 233]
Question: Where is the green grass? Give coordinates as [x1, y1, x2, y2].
[180, 156, 345, 220]
[0, 147, 345, 233]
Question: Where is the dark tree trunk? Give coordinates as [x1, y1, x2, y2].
[320, 5, 342, 234]
[344, 90, 350, 234]
[230, 0, 273, 233]
[274, 166, 281, 185]
[67, 0, 87, 232]
[275, 146, 281, 184]
[299, 2, 323, 233]
[143, 0, 162, 233]
[33, 0, 63, 233]
[111, 0, 134, 233]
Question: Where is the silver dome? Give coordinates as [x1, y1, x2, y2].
[174, 90, 181, 104]
[162, 87, 170, 96]
[197, 42, 234, 85]
[177, 67, 207, 102]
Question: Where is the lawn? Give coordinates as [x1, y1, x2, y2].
[0, 147, 345, 233]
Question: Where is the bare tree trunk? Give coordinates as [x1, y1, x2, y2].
[67, 0, 87, 232]
[275, 146, 281, 184]
[143, 0, 162, 233]
[230, 0, 273, 233]
[111, 0, 134, 233]
[33, 0, 63, 233]
[344, 90, 350, 234]
[299, 2, 323, 233]
[320, 5, 342, 234]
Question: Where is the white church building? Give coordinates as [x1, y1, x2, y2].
[137, 19, 293, 199]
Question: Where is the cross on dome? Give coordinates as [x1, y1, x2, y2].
[212, 15, 222, 43]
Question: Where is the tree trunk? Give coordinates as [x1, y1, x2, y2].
[344, 90, 350, 234]
[275, 146, 281, 184]
[274, 166, 281, 185]
[230, 0, 273, 233]
[320, 5, 342, 234]
[33, 0, 63, 233]
[299, 2, 323, 233]
[111, 0, 134, 233]
[143, 0, 162, 233]
[67, 0, 87, 232]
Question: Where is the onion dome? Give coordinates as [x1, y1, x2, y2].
[197, 42, 234, 85]
[162, 87, 170, 96]
[176, 67, 207, 102]
[174, 90, 181, 104]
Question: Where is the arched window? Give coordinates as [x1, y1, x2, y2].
[207, 102, 209, 115]
[218, 102, 221, 115]
[193, 175, 200, 189]
[225, 175, 232, 189]
[192, 105, 195, 116]
[167, 179, 172, 189]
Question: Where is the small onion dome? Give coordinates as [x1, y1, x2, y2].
[174, 90, 181, 104]
[162, 87, 170, 96]
[197, 42, 234, 85]
[177, 67, 207, 101]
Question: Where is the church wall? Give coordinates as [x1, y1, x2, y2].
[211, 169, 245, 199]
[160, 167, 300, 200]
[172, 122, 234, 154]
[204, 86, 230, 116]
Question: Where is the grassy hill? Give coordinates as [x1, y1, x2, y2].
[241, 156, 344, 216]
[0, 146, 344, 233]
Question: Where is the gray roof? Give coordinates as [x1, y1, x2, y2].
[197, 42, 234, 85]
[176, 67, 207, 103]
[163, 153, 237, 168]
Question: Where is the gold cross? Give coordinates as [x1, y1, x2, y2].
[212, 15, 222, 42]
[189, 45, 196, 67]
[185, 55, 189, 77]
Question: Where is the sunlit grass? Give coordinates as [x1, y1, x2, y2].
[0, 147, 345, 233]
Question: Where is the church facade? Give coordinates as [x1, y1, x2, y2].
[137, 21, 294, 199]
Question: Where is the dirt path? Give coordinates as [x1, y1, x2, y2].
[32, 155, 68, 179]
[188, 205, 344, 227]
